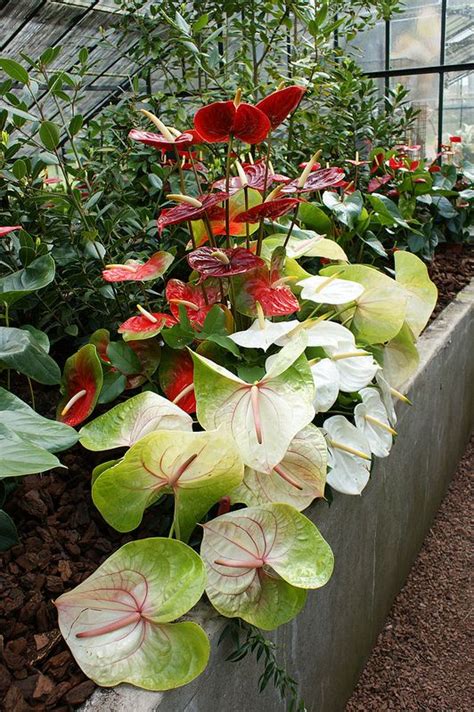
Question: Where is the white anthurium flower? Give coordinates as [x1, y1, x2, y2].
[310, 358, 339, 412]
[323, 415, 372, 495]
[375, 371, 411, 426]
[296, 274, 365, 305]
[229, 318, 299, 352]
[354, 387, 397, 458]
[325, 343, 379, 392]
[276, 319, 356, 349]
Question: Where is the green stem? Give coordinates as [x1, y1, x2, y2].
[282, 206, 300, 249]
[225, 135, 234, 248]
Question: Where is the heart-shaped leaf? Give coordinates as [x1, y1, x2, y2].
[0, 327, 61, 385]
[201, 503, 334, 630]
[382, 321, 420, 388]
[231, 424, 327, 511]
[79, 392, 193, 451]
[92, 429, 243, 541]
[192, 335, 315, 472]
[55, 538, 209, 690]
[394, 251, 437, 338]
[102, 251, 174, 282]
[57, 345, 103, 427]
[0, 387, 77, 453]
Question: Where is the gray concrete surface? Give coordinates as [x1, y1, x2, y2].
[82, 280, 474, 712]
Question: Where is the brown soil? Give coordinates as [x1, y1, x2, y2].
[0, 247, 472, 711]
[346, 438, 473, 712]
[428, 244, 473, 322]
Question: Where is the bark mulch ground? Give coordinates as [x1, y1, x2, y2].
[428, 244, 473, 322]
[346, 438, 473, 712]
[0, 247, 472, 711]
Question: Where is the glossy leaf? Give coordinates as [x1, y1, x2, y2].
[0, 424, 62, 478]
[0, 327, 61, 385]
[92, 429, 243, 541]
[201, 503, 334, 629]
[231, 424, 327, 511]
[382, 322, 419, 388]
[394, 251, 437, 338]
[79, 392, 192, 451]
[192, 336, 315, 472]
[55, 538, 209, 690]
[0, 254, 55, 306]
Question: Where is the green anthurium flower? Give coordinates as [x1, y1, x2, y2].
[55, 538, 209, 690]
[354, 387, 397, 458]
[191, 335, 315, 473]
[200, 503, 334, 630]
[261, 234, 348, 262]
[382, 322, 420, 389]
[394, 250, 438, 338]
[79, 392, 193, 451]
[230, 424, 327, 511]
[320, 264, 407, 344]
[92, 429, 243, 541]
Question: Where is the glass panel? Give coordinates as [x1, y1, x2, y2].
[342, 21, 386, 73]
[391, 74, 440, 159]
[390, 0, 441, 70]
[446, 0, 474, 65]
[443, 70, 474, 162]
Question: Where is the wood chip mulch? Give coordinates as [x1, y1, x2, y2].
[427, 244, 473, 322]
[346, 438, 473, 711]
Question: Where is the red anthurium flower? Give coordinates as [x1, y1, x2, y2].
[89, 329, 111, 363]
[44, 177, 61, 185]
[298, 161, 321, 171]
[166, 279, 221, 327]
[370, 152, 385, 174]
[129, 129, 194, 151]
[234, 197, 302, 223]
[194, 100, 271, 144]
[428, 164, 441, 173]
[157, 192, 230, 234]
[57, 344, 103, 427]
[102, 251, 174, 283]
[213, 159, 290, 193]
[368, 174, 391, 193]
[234, 267, 299, 317]
[187, 246, 265, 278]
[388, 156, 405, 170]
[159, 348, 196, 414]
[256, 85, 306, 130]
[0, 226, 21, 237]
[118, 310, 176, 342]
[281, 167, 345, 194]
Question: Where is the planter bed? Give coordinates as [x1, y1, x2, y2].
[0, 273, 472, 712]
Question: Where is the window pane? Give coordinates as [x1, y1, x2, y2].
[342, 21, 386, 72]
[443, 70, 474, 161]
[446, 0, 474, 65]
[390, 0, 441, 69]
[391, 74, 440, 158]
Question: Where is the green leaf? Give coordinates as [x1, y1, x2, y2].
[322, 190, 363, 230]
[0, 386, 77, 453]
[0, 104, 38, 122]
[0, 254, 55, 305]
[297, 203, 333, 234]
[0, 510, 19, 551]
[21, 325, 50, 353]
[367, 193, 410, 229]
[80, 391, 192, 451]
[0, 424, 62, 478]
[97, 371, 127, 405]
[55, 538, 209, 690]
[201, 503, 334, 630]
[68, 114, 83, 136]
[39, 120, 60, 151]
[394, 251, 438, 338]
[0, 58, 29, 84]
[93, 429, 243, 541]
[192, 335, 315, 472]
[382, 322, 420, 388]
[106, 341, 141, 376]
[0, 327, 61, 385]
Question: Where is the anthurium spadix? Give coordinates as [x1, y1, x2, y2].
[231, 424, 327, 511]
[191, 335, 315, 472]
[79, 392, 192, 451]
[297, 274, 364, 305]
[200, 503, 334, 630]
[323, 415, 372, 495]
[354, 387, 396, 458]
[92, 429, 243, 541]
[55, 538, 209, 690]
[319, 264, 407, 345]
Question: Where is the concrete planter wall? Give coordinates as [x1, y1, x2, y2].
[83, 281, 474, 712]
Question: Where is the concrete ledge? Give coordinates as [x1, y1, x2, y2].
[82, 281, 474, 712]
